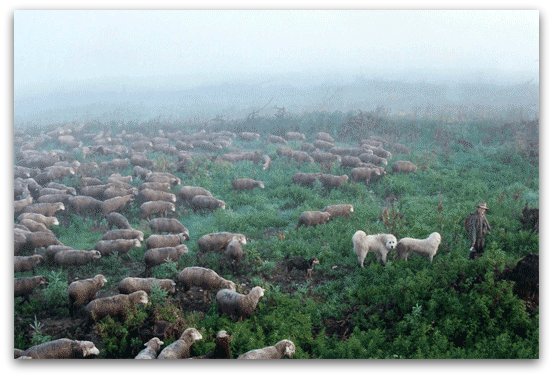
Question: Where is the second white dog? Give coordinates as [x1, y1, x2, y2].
[352, 230, 397, 267]
[396, 232, 442, 262]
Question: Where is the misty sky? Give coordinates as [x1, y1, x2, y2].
[14, 10, 538, 96]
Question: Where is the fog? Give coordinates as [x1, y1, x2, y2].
[14, 10, 539, 125]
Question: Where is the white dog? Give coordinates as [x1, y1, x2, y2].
[352, 230, 397, 267]
[396, 232, 442, 262]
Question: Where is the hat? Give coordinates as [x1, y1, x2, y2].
[476, 202, 489, 210]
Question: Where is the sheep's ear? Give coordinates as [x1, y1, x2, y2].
[144, 342, 149, 347]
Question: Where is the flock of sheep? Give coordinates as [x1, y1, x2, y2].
[14, 123, 434, 359]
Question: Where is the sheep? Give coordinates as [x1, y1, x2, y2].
[106, 212, 132, 230]
[15, 276, 47, 302]
[19, 338, 100, 359]
[297, 211, 331, 228]
[26, 231, 61, 249]
[396, 232, 442, 262]
[292, 172, 320, 186]
[289, 150, 314, 164]
[178, 185, 213, 201]
[68, 196, 103, 216]
[140, 200, 176, 219]
[370, 146, 393, 159]
[198, 232, 247, 253]
[262, 154, 271, 170]
[22, 202, 65, 217]
[146, 234, 188, 249]
[133, 165, 153, 180]
[194, 330, 232, 359]
[94, 239, 141, 257]
[139, 188, 176, 203]
[340, 155, 363, 168]
[149, 218, 189, 238]
[318, 174, 349, 189]
[53, 249, 102, 267]
[392, 160, 418, 173]
[232, 178, 265, 190]
[238, 339, 296, 360]
[216, 286, 265, 320]
[14, 195, 34, 214]
[360, 154, 387, 166]
[14, 229, 30, 255]
[322, 204, 354, 219]
[79, 184, 109, 199]
[14, 255, 44, 273]
[316, 132, 334, 142]
[144, 245, 188, 271]
[285, 256, 320, 279]
[145, 172, 181, 186]
[135, 337, 164, 359]
[46, 182, 76, 195]
[101, 194, 134, 215]
[17, 213, 59, 228]
[102, 229, 144, 242]
[191, 195, 226, 212]
[140, 181, 172, 192]
[285, 131, 306, 141]
[85, 290, 149, 322]
[103, 184, 138, 199]
[80, 176, 103, 186]
[108, 173, 133, 184]
[44, 245, 73, 263]
[118, 277, 176, 294]
[300, 142, 316, 152]
[68, 274, 107, 316]
[311, 151, 340, 165]
[313, 139, 334, 150]
[351, 166, 385, 184]
[239, 132, 260, 141]
[157, 328, 203, 359]
[352, 230, 397, 267]
[178, 267, 236, 302]
[330, 146, 365, 156]
[38, 187, 69, 197]
[19, 218, 52, 233]
[37, 193, 72, 204]
[268, 134, 287, 145]
[224, 237, 245, 266]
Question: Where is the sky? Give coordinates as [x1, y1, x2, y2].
[14, 10, 539, 97]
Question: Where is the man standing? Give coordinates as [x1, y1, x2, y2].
[464, 202, 491, 259]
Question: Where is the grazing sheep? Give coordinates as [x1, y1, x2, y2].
[68, 274, 107, 315]
[268, 134, 287, 145]
[194, 330, 232, 359]
[19, 218, 52, 233]
[392, 160, 418, 173]
[22, 202, 65, 217]
[289, 150, 314, 164]
[80, 176, 103, 186]
[224, 237, 245, 265]
[79, 184, 109, 199]
[300, 142, 316, 152]
[140, 201, 176, 219]
[292, 172, 320, 186]
[311, 151, 339, 165]
[85, 290, 149, 322]
[285, 131, 306, 141]
[38, 187, 68, 197]
[285, 256, 320, 279]
[316, 132, 334, 142]
[313, 139, 334, 150]
[139, 188, 176, 203]
[238, 339, 296, 360]
[135, 337, 164, 359]
[14, 196, 34, 215]
[370, 146, 393, 159]
[118, 277, 176, 294]
[216, 286, 265, 320]
[14, 229, 30, 255]
[361, 154, 387, 166]
[351, 167, 385, 184]
[68, 196, 103, 216]
[178, 185, 213, 201]
[102, 229, 144, 242]
[17, 213, 59, 227]
[108, 173, 133, 184]
[198, 232, 247, 253]
[144, 245, 188, 270]
[94, 239, 141, 257]
[232, 178, 265, 190]
[396, 232, 442, 262]
[178, 267, 236, 302]
[26, 231, 61, 249]
[14, 255, 44, 273]
[44, 245, 73, 263]
[352, 231, 397, 267]
[191, 195, 226, 212]
[318, 174, 349, 189]
[101, 194, 134, 215]
[297, 211, 331, 228]
[46, 182, 77, 195]
[330, 147, 365, 156]
[340, 155, 363, 168]
[106, 212, 132, 230]
[146, 234, 187, 249]
[239, 132, 260, 141]
[157, 328, 203, 359]
[149, 218, 189, 238]
[322, 204, 354, 219]
[37, 193, 71, 204]
[53, 249, 102, 267]
[20, 338, 100, 359]
[103, 185, 138, 200]
[133, 165, 153, 180]
[140, 181, 172, 192]
[14, 276, 47, 302]
[145, 172, 181, 186]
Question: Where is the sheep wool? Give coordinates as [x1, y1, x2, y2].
[21, 338, 100, 359]
[157, 328, 203, 359]
[216, 286, 265, 320]
[135, 337, 164, 359]
[85, 290, 149, 322]
[118, 277, 176, 294]
[197, 232, 247, 253]
[68, 274, 108, 308]
[178, 267, 236, 292]
[238, 339, 296, 360]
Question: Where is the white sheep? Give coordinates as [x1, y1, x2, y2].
[135, 337, 164, 359]
[216, 286, 264, 321]
[157, 328, 203, 359]
[396, 232, 442, 262]
[352, 230, 397, 267]
[238, 339, 296, 359]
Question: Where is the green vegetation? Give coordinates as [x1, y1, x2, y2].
[14, 110, 538, 358]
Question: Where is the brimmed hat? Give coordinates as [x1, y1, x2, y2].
[476, 202, 489, 210]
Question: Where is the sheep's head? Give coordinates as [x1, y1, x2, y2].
[179, 232, 190, 242]
[323, 212, 332, 222]
[80, 341, 100, 357]
[146, 337, 163, 350]
[251, 286, 265, 298]
[176, 244, 189, 255]
[257, 181, 265, 189]
[133, 239, 142, 248]
[91, 250, 102, 259]
[52, 217, 60, 226]
[131, 290, 149, 305]
[95, 274, 108, 285]
[182, 328, 203, 342]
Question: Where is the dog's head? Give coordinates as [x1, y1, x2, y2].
[385, 235, 398, 250]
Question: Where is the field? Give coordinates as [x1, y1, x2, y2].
[14, 109, 539, 359]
